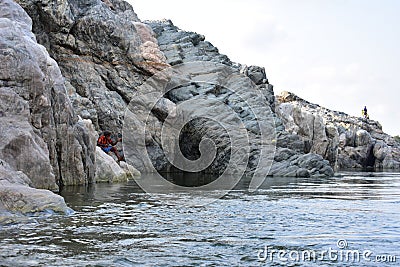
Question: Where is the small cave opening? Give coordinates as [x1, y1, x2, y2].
[178, 120, 202, 161]
[158, 118, 231, 187]
[363, 144, 376, 171]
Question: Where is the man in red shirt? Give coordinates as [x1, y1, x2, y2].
[97, 131, 124, 162]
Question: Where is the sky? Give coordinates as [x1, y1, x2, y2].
[129, 0, 400, 136]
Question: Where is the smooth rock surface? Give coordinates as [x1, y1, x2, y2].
[0, 162, 70, 221]
[95, 147, 128, 183]
[0, 181, 69, 214]
[1, 0, 96, 187]
[95, 147, 140, 183]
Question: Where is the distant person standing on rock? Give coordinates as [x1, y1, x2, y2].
[362, 106, 369, 119]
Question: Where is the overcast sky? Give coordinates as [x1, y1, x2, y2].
[129, 0, 400, 136]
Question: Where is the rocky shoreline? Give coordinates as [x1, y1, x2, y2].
[0, 0, 399, 219]
[276, 91, 400, 170]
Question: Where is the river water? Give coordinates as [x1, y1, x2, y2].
[0, 172, 399, 266]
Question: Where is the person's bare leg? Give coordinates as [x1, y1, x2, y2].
[111, 147, 123, 161]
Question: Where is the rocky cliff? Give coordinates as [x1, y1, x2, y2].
[16, 0, 167, 134]
[9, 0, 398, 218]
[130, 19, 334, 178]
[276, 91, 400, 170]
[12, 0, 333, 180]
[0, 0, 138, 220]
[0, 0, 86, 220]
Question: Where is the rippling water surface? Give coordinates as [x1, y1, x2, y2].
[1, 172, 400, 266]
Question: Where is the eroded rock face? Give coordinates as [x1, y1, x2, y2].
[1, 0, 96, 187]
[13, 0, 334, 183]
[276, 91, 400, 170]
[129, 20, 334, 178]
[0, 0, 100, 220]
[16, 0, 167, 135]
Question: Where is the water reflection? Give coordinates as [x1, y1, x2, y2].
[60, 172, 400, 207]
[161, 172, 218, 187]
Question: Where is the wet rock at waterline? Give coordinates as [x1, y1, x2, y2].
[0, 162, 71, 223]
[95, 147, 140, 183]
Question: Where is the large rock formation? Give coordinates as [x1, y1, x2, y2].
[15, 0, 166, 177]
[9, 0, 400, 217]
[16, 0, 167, 134]
[0, 0, 98, 219]
[127, 19, 334, 178]
[1, 0, 96, 189]
[12, 0, 333, 180]
[276, 91, 400, 170]
[6, 0, 377, 219]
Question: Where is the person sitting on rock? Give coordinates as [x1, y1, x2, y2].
[97, 131, 124, 162]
